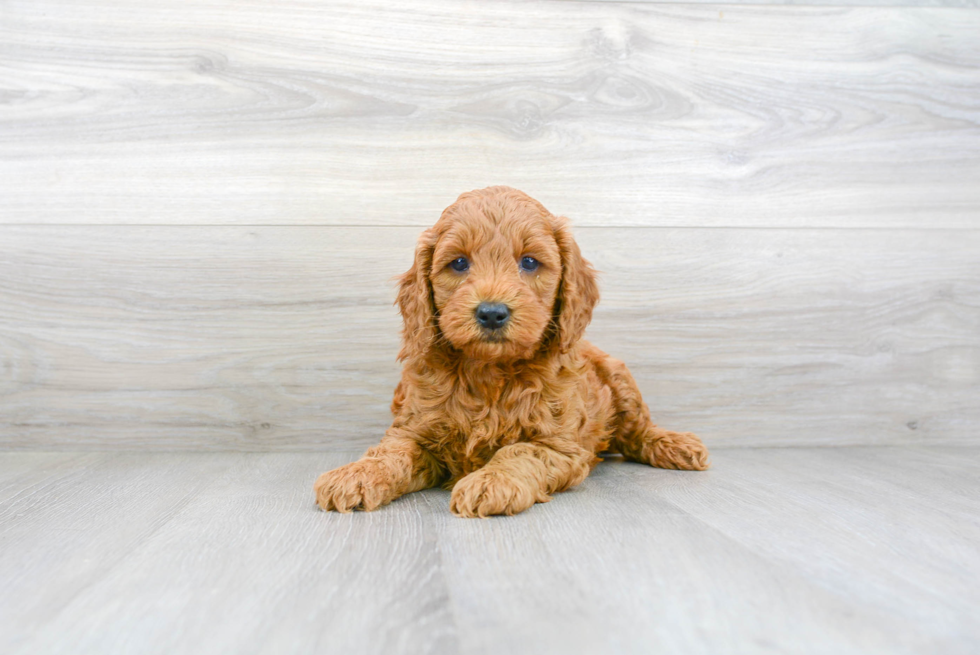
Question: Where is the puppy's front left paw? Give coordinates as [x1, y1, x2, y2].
[449, 468, 549, 518]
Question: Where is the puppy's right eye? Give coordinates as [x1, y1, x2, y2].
[449, 257, 469, 272]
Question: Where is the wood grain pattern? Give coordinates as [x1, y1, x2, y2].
[0, 451, 94, 505]
[0, 452, 238, 651]
[1, 1, 978, 227]
[585, 0, 980, 5]
[0, 452, 456, 655]
[627, 448, 980, 653]
[435, 449, 980, 654]
[1, 448, 977, 654]
[0, 225, 976, 450]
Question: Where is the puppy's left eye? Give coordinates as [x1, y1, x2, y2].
[520, 256, 540, 272]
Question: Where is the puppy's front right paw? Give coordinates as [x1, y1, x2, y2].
[314, 459, 392, 512]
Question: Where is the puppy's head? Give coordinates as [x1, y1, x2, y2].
[397, 186, 598, 363]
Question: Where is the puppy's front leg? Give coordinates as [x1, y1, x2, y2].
[314, 432, 444, 512]
[450, 441, 595, 518]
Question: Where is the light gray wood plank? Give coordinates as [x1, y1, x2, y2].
[432, 450, 980, 654]
[0, 452, 238, 651]
[1, 2, 978, 227]
[5, 452, 458, 655]
[593, 228, 980, 447]
[0, 225, 977, 449]
[583, 0, 980, 6]
[796, 445, 980, 518]
[0, 451, 97, 504]
[3, 449, 977, 654]
[622, 447, 980, 651]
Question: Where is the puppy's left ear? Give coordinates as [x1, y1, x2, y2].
[552, 217, 599, 353]
[396, 228, 439, 362]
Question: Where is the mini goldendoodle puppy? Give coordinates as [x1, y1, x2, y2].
[315, 186, 709, 518]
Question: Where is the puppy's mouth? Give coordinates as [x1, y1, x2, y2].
[478, 330, 507, 344]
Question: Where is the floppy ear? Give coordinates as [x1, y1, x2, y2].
[552, 218, 599, 353]
[396, 228, 439, 361]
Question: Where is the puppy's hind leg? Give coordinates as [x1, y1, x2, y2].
[601, 358, 709, 471]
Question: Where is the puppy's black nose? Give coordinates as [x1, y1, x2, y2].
[475, 302, 510, 330]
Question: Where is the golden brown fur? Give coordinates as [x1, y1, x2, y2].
[315, 186, 709, 518]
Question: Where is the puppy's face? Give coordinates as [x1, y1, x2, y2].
[397, 186, 598, 363]
[430, 202, 562, 361]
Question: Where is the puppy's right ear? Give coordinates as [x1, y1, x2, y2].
[396, 228, 439, 361]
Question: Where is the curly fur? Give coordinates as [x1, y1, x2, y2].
[315, 186, 709, 518]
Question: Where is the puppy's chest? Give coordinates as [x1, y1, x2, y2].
[427, 382, 555, 462]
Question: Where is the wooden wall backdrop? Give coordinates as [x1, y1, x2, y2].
[1, 0, 978, 450]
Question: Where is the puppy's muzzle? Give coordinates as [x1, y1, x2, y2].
[475, 302, 510, 331]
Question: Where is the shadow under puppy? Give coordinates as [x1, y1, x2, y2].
[315, 186, 709, 518]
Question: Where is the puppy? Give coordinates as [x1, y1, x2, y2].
[314, 186, 708, 518]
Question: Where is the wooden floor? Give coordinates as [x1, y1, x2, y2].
[1, 447, 977, 654]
